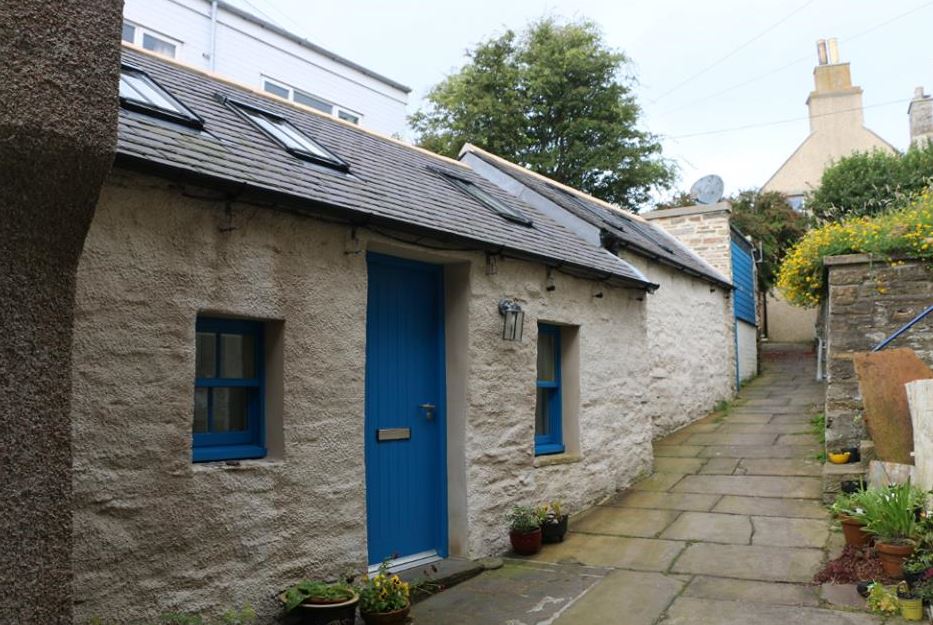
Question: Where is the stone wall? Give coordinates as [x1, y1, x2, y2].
[643, 203, 733, 279]
[72, 170, 656, 623]
[823, 254, 933, 451]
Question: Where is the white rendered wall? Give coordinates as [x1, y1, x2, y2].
[737, 320, 758, 382]
[122, 0, 409, 136]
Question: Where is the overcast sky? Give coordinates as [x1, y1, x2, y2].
[241, 0, 932, 199]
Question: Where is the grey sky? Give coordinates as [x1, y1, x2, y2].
[242, 0, 932, 198]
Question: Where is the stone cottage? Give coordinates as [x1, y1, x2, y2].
[71, 46, 736, 622]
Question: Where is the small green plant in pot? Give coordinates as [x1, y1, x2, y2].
[281, 579, 358, 625]
[898, 582, 924, 621]
[541, 501, 569, 544]
[866, 582, 900, 615]
[861, 484, 926, 579]
[358, 561, 411, 625]
[831, 490, 871, 547]
[507, 505, 546, 555]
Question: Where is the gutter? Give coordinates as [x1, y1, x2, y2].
[112, 153, 656, 293]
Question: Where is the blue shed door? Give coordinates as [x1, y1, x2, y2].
[365, 253, 447, 566]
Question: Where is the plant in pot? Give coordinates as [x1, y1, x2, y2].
[507, 505, 546, 556]
[831, 490, 870, 547]
[541, 501, 569, 544]
[866, 582, 900, 615]
[899, 582, 925, 621]
[904, 551, 933, 589]
[357, 561, 411, 625]
[281, 580, 358, 625]
[862, 483, 926, 579]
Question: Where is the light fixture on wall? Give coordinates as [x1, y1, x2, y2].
[545, 268, 556, 292]
[498, 299, 524, 342]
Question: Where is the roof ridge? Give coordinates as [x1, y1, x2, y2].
[122, 42, 470, 171]
[459, 143, 654, 224]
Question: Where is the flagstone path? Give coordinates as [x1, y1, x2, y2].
[412, 345, 895, 624]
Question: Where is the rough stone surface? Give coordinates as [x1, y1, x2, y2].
[0, 3, 122, 624]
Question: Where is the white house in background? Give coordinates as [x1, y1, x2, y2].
[121, 0, 411, 135]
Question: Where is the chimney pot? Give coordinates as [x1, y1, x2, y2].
[816, 39, 828, 65]
[828, 38, 840, 64]
[915, 86, 927, 99]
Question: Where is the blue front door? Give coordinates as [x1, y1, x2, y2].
[365, 253, 447, 565]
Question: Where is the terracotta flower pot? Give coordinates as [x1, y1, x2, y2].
[509, 528, 543, 555]
[839, 515, 871, 546]
[876, 541, 915, 579]
[360, 603, 410, 625]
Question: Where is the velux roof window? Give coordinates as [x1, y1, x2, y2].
[436, 169, 533, 227]
[224, 99, 349, 172]
[119, 65, 203, 129]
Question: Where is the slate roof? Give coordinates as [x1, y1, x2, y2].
[460, 146, 732, 289]
[116, 46, 654, 290]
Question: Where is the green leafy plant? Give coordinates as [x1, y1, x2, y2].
[830, 491, 864, 519]
[282, 580, 356, 612]
[546, 500, 564, 520]
[358, 561, 410, 614]
[866, 582, 900, 615]
[911, 579, 933, 603]
[860, 484, 926, 544]
[904, 549, 933, 575]
[507, 505, 546, 533]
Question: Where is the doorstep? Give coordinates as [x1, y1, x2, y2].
[399, 557, 485, 603]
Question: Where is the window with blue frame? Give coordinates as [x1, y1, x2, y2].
[193, 317, 266, 462]
[535, 324, 564, 455]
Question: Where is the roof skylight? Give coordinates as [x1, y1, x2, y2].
[119, 65, 203, 129]
[225, 99, 349, 172]
[437, 170, 533, 226]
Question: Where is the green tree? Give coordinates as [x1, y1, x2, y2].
[729, 190, 808, 292]
[410, 18, 675, 210]
[807, 142, 933, 221]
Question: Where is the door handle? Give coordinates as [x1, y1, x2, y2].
[419, 403, 436, 420]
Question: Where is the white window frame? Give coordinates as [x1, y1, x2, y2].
[261, 76, 363, 125]
[122, 20, 181, 59]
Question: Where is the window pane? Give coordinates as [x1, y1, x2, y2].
[294, 90, 333, 113]
[122, 22, 136, 43]
[537, 331, 556, 382]
[142, 32, 176, 58]
[535, 387, 549, 436]
[195, 332, 216, 378]
[338, 110, 359, 124]
[220, 333, 255, 378]
[213, 388, 248, 432]
[193, 388, 209, 433]
[122, 73, 177, 111]
[263, 81, 289, 99]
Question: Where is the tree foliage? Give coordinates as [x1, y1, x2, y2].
[410, 18, 675, 210]
[807, 142, 933, 221]
[729, 190, 809, 292]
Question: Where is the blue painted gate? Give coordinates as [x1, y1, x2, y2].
[365, 253, 447, 566]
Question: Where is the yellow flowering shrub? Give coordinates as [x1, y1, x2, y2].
[777, 192, 933, 307]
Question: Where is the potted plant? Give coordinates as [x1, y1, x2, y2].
[866, 582, 900, 616]
[281, 580, 358, 625]
[507, 505, 546, 555]
[905, 551, 933, 588]
[358, 561, 411, 625]
[899, 582, 924, 621]
[541, 501, 569, 544]
[862, 484, 926, 579]
[831, 491, 871, 546]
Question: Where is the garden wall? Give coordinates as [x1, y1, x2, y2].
[823, 254, 933, 451]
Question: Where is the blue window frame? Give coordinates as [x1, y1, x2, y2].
[535, 324, 564, 455]
[193, 317, 266, 462]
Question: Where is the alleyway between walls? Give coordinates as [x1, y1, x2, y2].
[413, 345, 891, 624]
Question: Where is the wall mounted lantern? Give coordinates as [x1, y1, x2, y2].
[498, 299, 524, 342]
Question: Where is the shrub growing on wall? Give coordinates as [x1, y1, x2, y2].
[777, 192, 933, 307]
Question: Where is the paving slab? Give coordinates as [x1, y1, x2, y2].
[632, 472, 686, 492]
[821, 583, 867, 609]
[528, 533, 685, 571]
[744, 398, 792, 407]
[751, 516, 829, 548]
[776, 433, 821, 446]
[653, 457, 707, 474]
[769, 414, 817, 425]
[672, 475, 822, 499]
[686, 432, 779, 446]
[670, 543, 825, 582]
[653, 444, 704, 457]
[572, 506, 681, 538]
[712, 495, 828, 519]
[697, 457, 739, 474]
[737, 458, 823, 476]
[677, 421, 722, 434]
[699, 445, 820, 459]
[725, 413, 773, 424]
[659, 596, 881, 625]
[655, 429, 694, 445]
[660, 511, 752, 544]
[411, 560, 608, 625]
[682, 576, 820, 607]
[718, 423, 811, 435]
[553, 570, 684, 625]
[605, 490, 720, 512]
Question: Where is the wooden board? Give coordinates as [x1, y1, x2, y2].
[853, 348, 933, 465]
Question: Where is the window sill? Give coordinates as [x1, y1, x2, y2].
[534, 453, 583, 468]
[192, 457, 282, 473]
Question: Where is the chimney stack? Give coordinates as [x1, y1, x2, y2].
[910, 86, 933, 146]
[816, 39, 828, 65]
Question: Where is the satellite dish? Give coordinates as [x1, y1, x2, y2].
[690, 175, 725, 205]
